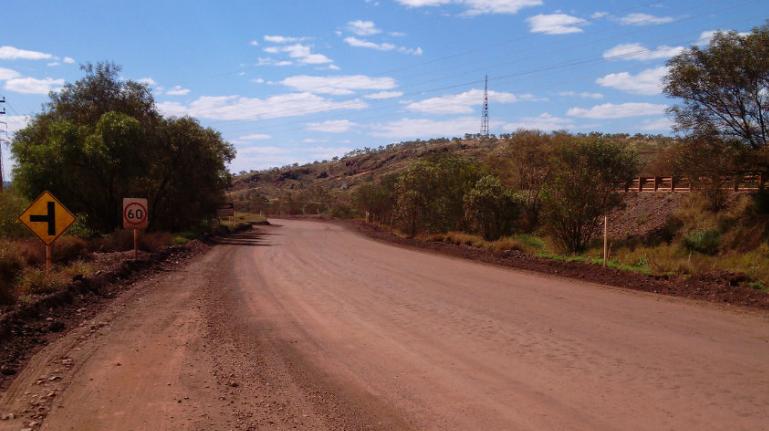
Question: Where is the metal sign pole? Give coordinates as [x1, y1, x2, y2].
[603, 215, 608, 267]
[45, 244, 52, 273]
[133, 228, 139, 260]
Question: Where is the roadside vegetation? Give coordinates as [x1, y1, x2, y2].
[232, 25, 769, 292]
[0, 62, 237, 305]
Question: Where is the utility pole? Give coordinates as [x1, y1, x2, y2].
[480, 75, 489, 137]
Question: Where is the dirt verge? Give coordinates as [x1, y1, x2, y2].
[0, 240, 210, 391]
[345, 220, 769, 311]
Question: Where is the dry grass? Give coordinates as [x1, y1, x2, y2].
[425, 231, 546, 254]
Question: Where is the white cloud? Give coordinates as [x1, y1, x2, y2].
[62, 56, 76, 64]
[596, 66, 668, 95]
[370, 116, 480, 139]
[502, 113, 575, 132]
[591, 11, 609, 19]
[280, 74, 397, 95]
[696, 29, 750, 46]
[365, 90, 403, 99]
[4, 77, 64, 94]
[347, 20, 381, 36]
[344, 37, 395, 51]
[603, 43, 684, 61]
[395, 0, 542, 16]
[232, 133, 272, 143]
[0, 45, 54, 61]
[343, 37, 423, 56]
[249, 40, 259, 46]
[640, 117, 675, 132]
[232, 145, 352, 170]
[4, 115, 31, 134]
[157, 93, 367, 121]
[406, 88, 537, 114]
[263, 35, 307, 44]
[166, 85, 191, 96]
[137, 77, 157, 86]
[0, 67, 21, 80]
[558, 91, 603, 99]
[306, 120, 357, 133]
[257, 57, 293, 67]
[619, 13, 674, 26]
[527, 14, 587, 35]
[262, 43, 334, 65]
[567, 102, 668, 119]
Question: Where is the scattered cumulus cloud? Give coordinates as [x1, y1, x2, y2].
[157, 93, 367, 121]
[395, 0, 542, 16]
[62, 56, 76, 64]
[344, 37, 423, 55]
[279, 74, 397, 96]
[263, 43, 333, 65]
[567, 102, 668, 119]
[0, 45, 54, 61]
[0, 67, 21, 81]
[696, 29, 750, 46]
[4, 115, 31, 134]
[166, 85, 191, 96]
[232, 133, 272, 143]
[347, 20, 381, 36]
[603, 43, 684, 61]
[406, 89, 539, 115]
[619, 13, 674, 26]
[4, 77, 64, 94]
[558, 91, 603, 99]
[365, 91, 403, 100]
[502, 113, 575, 132]
[596, 66, 668, 95]
[263, 35, 307, 44]
[640, 117, 675, 132]
[370, 116, 481, 139]
[527, 14, 587, 35]
[306, 120, 357, 133]
[257, 57, 293, 67]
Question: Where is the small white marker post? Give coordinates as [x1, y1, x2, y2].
[603, 214, 608, 267]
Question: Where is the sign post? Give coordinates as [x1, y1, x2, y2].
[603, 214, 608, 267]
[123, 198, 149, 259]
[217, 203, 235, 226]
[18, 191, 76, 273]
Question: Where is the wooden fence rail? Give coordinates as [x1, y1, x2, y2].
[622, 174, 766, 193]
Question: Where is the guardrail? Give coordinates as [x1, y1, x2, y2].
[622, 174, 766, 192]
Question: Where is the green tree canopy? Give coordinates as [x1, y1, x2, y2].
[541, 138, 639, 253]
[12, 62, 235, 232]
[665, 24, 769, 152]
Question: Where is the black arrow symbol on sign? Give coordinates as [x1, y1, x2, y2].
[29, 202, 56, 235]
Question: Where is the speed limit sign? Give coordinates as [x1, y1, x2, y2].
[123, 198, 149, 230]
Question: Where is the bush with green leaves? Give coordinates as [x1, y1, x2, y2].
[683, 229, 721, 255]
[464, 175, 521, 241]
[11, 62, 235, 233]
[541, 138, 638, 253]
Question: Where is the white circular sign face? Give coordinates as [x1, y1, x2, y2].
[123, 198, 149, 229]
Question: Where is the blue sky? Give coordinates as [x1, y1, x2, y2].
[1, 0, 767, 174]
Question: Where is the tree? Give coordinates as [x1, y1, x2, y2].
[671, 137, 746, 211]
[11, 62, 235, 232]
[665, 25, 769, 153]
[541, 138, 638, 253]
[394, 161, 438, 237]
[464, 175, 521, 241]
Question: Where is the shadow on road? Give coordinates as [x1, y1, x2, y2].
[210, 229, 273, 246]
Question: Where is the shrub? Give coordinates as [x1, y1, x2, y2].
[0, 190, 30, 239]
[0, 242, 24, 304]
[684, 229, 721, 255]
[17, 268, 68, 295]
[53, 236, 90, 263]
[464, 175, 521, 240]
[140, 232, 173, 252]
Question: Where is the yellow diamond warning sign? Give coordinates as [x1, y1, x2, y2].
[18, 191, 76, 245]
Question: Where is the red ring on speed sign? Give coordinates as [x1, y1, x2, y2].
[123, 202, 148, 226]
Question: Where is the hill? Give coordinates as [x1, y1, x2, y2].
[229, 132, 675, 214]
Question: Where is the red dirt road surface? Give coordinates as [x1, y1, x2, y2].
[2, 219, 769, 430]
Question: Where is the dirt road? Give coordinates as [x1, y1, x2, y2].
[2, 219, 769, 430]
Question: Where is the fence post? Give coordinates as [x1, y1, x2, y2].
[603, 215, 608, 267]
[638, 177, 644, 192]
[671, 176, 676, 192]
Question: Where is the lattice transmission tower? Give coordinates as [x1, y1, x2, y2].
[480, 75, 489, 137]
